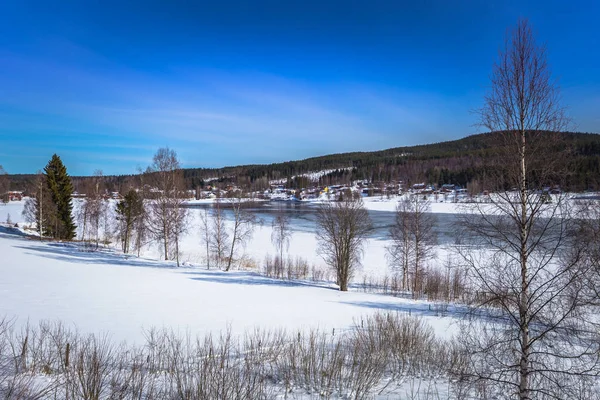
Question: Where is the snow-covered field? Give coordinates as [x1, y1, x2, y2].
[2, 196, 594, 398]
[0, 192, 575, 343]
[0, 200, 459, 345]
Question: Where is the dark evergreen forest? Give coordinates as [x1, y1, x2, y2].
[7, 131, 600, 195]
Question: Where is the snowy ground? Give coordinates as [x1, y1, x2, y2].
[0, 225, 459, 345]
[1, 192, 575, 344]
[1, 196, 585, 398]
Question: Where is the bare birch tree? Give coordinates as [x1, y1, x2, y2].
[170, 196, 189, 267]
[225, 195, 257, 271]
[76, 170, 104, 245]
[316, 197, 372, 291]
[199, 207, 212, 269]
[88, 170, 105, 247]
[210, 197, 229, 270]
[271, 209, 292, 272]
[387, 195, 436, 296]
[21, 171, 57, 240]
[133, 166, 149, 257]
[146, 148, 188, 265]
[456, 19, 600, 399]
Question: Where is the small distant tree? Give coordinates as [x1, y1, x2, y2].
[88, 170, 105, 246]
[225, 194, 257, 271]
[116, 189, 144, 253]
[199, 207, 212, 269]
[43, 154, 76, 240]
[170, 196, 189, 267]
[316, 197, 372, 291]
[271, 211, 292, 271]
[132, 167, 149, 257]
[22, 196, 37, 224]
[22, 171, 55, 239]
[387, 196, 436, 296]
[133, 205, 148, 257]
[77, 170, 105, 244]
[210, 198, 229, 269]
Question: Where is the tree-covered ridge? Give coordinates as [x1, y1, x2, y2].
[6, 131, 600, 194]
[181, 131, 600, 190]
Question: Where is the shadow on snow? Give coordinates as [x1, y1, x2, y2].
[183, 270, 337, 290]
[13, 241, 172, 269]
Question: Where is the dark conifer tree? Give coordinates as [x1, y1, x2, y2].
[44, 154, 76, 240]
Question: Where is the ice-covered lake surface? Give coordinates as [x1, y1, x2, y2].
[179, 198, 472, 281]
[184, 200, 461, 244]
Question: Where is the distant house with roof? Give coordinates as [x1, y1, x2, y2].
[2, 191, 23, 201]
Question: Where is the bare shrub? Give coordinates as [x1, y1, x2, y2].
[316, 197, 373, 291]
[64, 334, 116, 400]
[262, 255, 314, 281]
[0, 313, 481, 399]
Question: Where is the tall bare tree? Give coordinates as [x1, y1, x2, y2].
[316, 197, 372, 291]
[89, 170, 105, 247]
[387, 195, 436, 296]
[225, 194, 257, 271]
[199, 207, 212, 269]
[132, 166, 149, 257]
[146, 148, 189, 265]
[21, 171, 57, 240]
[170, 195, 189, 267]
[271, 209, 292, 272]
[76, 170, 104, 245]
[457, 19, 599, 399]
[210, 198, 229, 270]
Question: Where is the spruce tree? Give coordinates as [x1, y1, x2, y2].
[44, 154, 76, 240]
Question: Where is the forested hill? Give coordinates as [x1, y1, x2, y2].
[181, 131, 600, 191]
[6, 131, 600, 194]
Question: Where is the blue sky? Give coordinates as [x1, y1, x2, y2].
[0, 1, 598, 176]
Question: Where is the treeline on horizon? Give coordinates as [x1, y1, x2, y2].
[6, 131, 600, 195]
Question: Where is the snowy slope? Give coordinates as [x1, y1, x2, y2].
[0, 231, 458, 345]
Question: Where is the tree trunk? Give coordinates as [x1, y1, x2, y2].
[518, 128, 530, 400]
[39, 184, 43, 241]
[175, 233, 180, 267]
[206, 234, 210, 270]
[226, 235, 237, 271]
[163, 211, 169, 261]
[81, 208, 87, 242]
[414, 217, 420, 299]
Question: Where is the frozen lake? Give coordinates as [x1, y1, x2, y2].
[184, 200, 461, 245]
